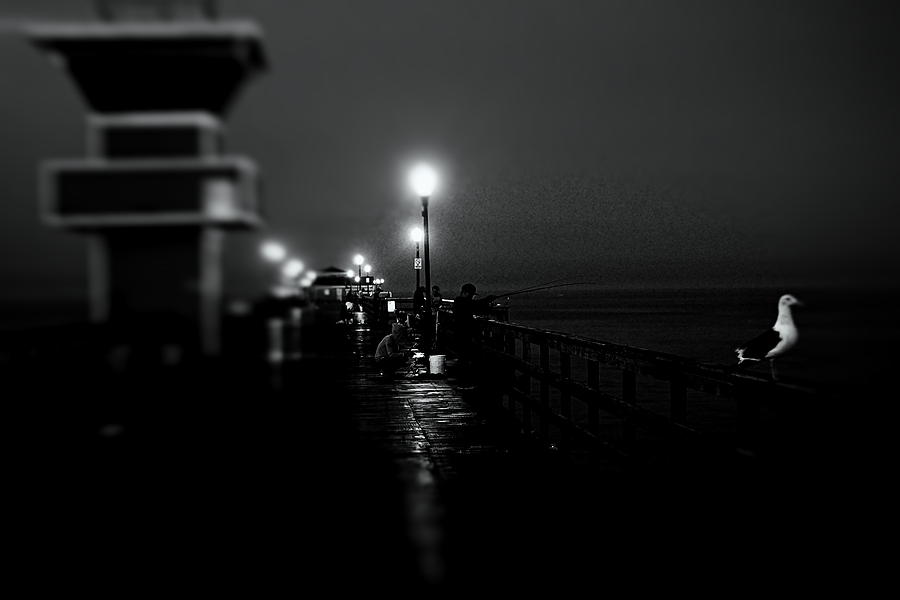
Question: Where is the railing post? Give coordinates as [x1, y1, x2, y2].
[670, 373, 687, 424]
[736, 387, 759, 457]
[560, 352, 572, 451]
[622, 369, 637, 445]
[539, 341, 550, 441]
[504, 331, 516, 412]
[520, 334, 532, 433]
[587, 359, 600, 435]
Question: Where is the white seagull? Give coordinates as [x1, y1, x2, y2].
[735, 294, 803, 380]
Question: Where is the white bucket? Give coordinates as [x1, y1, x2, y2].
[428, 354, 446, 375]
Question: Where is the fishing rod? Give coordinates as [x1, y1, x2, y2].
[495, 280, 598, 299]
[495, 276, 577, 298]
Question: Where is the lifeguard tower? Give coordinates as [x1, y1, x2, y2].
[27, 0, 267, 357]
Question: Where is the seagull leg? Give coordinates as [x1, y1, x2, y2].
[769, 359, 779, 381]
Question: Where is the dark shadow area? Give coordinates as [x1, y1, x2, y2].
[3, 311, 430, 593]
[2, 305, 877, 593]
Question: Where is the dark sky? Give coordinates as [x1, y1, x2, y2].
[2, 0, 899, 302]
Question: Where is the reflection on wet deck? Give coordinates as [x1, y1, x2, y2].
[3, 315, 847, 590]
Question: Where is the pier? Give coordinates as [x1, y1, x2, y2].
[3, 302, 851, 591]
[2, 2, 875, 591]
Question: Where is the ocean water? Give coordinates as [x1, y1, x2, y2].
[3, 286, 894, 392]
[497, 285, 896, 391]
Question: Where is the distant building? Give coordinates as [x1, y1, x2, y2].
[306, 266, 353, 303]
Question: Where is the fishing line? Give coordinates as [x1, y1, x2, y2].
[495, 276, 579, 298]
[495, 280, 599, 299]
[501, 282, 584, 298]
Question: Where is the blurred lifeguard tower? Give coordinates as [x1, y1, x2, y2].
[27, 0, 267, 357]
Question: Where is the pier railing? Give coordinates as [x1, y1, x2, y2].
[372, 297, 509, 326]
[467, 316, 822, 469]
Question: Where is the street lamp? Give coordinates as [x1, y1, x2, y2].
[409, 163, 437, 354]
[353, 254, 364, 292]
[259, 241, 290, 294]
[260, 240, 286, 263]
[363, 264, 372, 294]
[282, 258, 304, 279]
[410, 226, 423, 292]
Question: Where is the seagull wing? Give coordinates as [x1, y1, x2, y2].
[735, 328, 782, 363]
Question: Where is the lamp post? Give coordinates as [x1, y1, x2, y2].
[364, 264, 372, 294]
[260, 240, 288, 292]
[281, 258, 304, 285]
[410, 227, 423, 292]
[260, 240, 286, 263]
[410, 164, 437, 353]
[353, 254, 364, 292]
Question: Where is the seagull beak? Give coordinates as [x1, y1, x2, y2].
[794, 299, 805, 307]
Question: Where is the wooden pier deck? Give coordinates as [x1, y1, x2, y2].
[342, 325, 615, 587]
[3, 312, 860, 592]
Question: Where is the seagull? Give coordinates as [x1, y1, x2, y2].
[735, 294, 803, 380]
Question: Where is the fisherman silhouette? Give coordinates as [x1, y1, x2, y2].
[451, 283, 496, 383]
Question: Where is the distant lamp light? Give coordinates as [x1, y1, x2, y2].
[353, 254, 364, 266]
[282, 259, 304, 278]
[410, 227, 423, 243]
[409, 164, 437, 197]
[306, 270, 317, 280]
[345, 269, 355, 278]
[363, 264, 372, 274]
[354, 276, 361, 283]
[261, 241, 287, 262]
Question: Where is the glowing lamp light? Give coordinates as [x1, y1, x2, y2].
[282, 259, 304, 278]
[260, 241, 286, 262]
[410, 227, 423, 243]
[345, 269, 354, 278]
[363, 264, 372, 274]
[409, 164, 437, 197]
[353, 254, 364, 266]
[354, 276, 360, 283]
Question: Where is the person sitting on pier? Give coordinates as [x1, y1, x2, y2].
[375, 322, 410, 379]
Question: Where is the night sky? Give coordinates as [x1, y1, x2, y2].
[1, 0, 898, 304]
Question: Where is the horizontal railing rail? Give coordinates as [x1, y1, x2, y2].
[465, 316, 825, 467]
